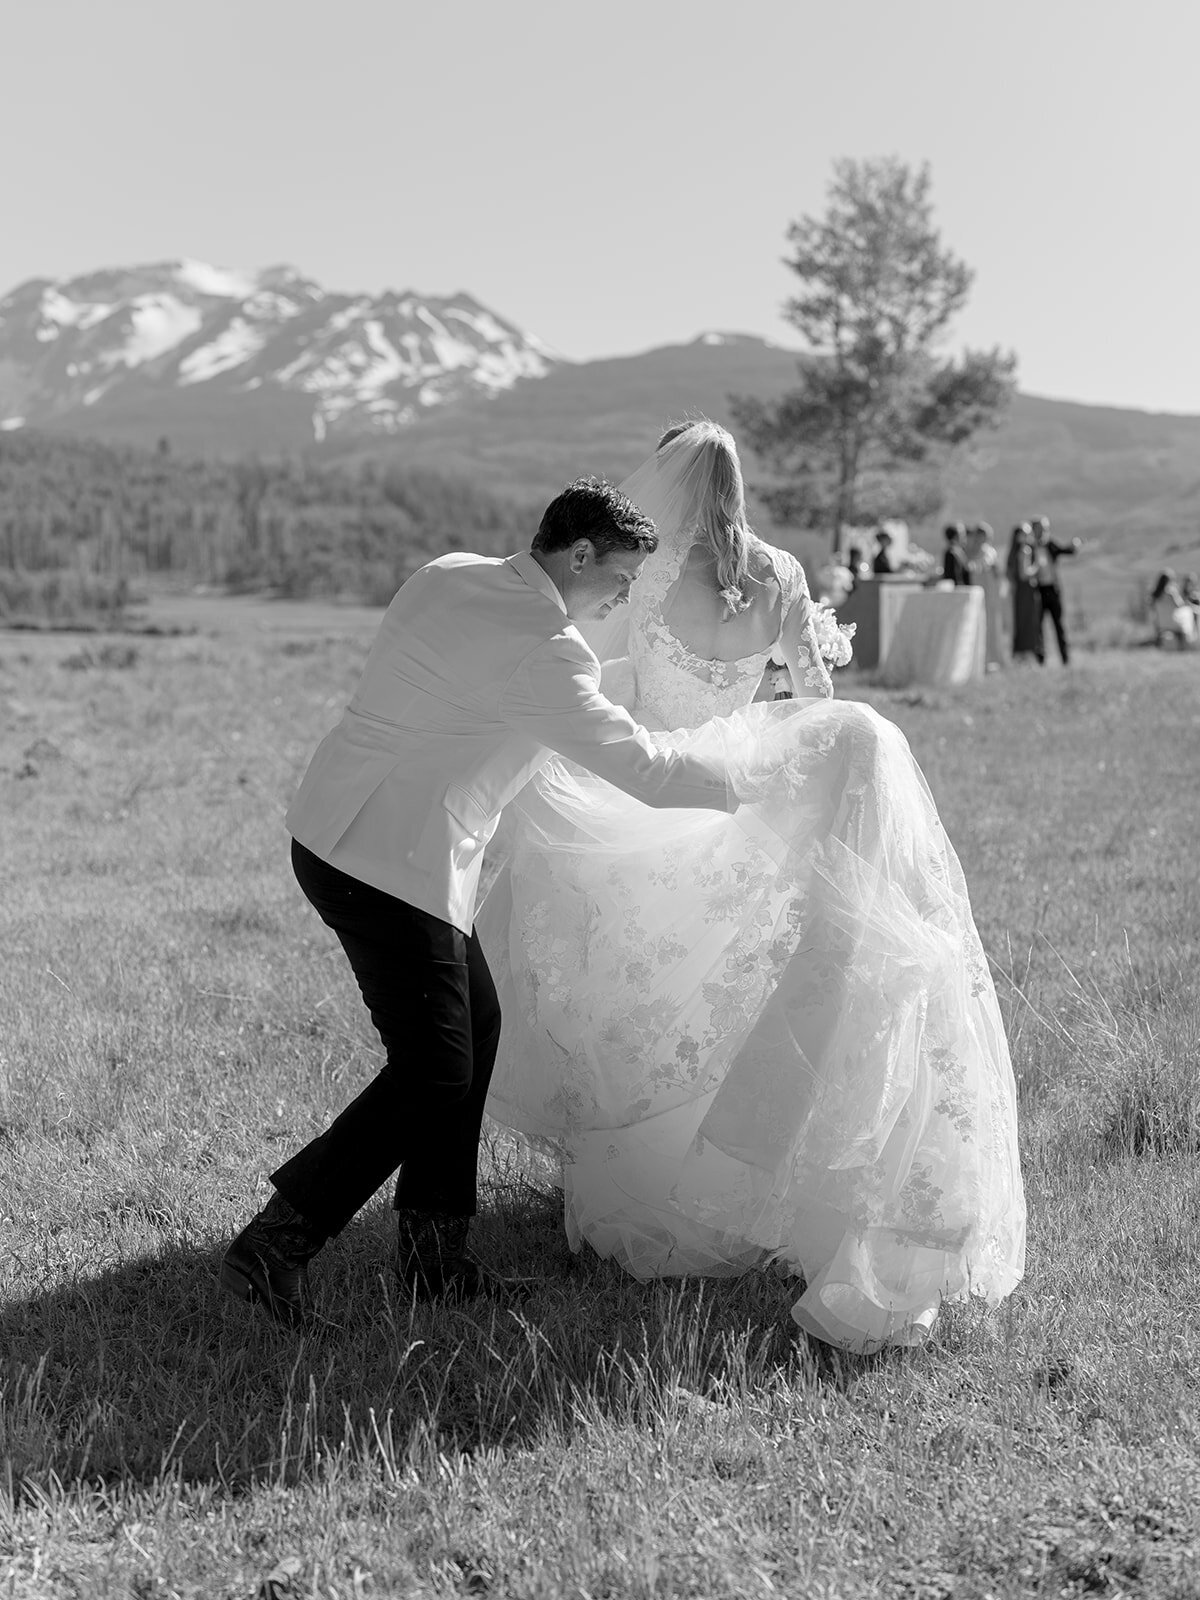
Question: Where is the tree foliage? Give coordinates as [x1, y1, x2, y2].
[732, 157, 1016, 546]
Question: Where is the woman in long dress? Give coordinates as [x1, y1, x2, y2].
[965, 522, 1009, 669]
[1150, 570, 1198, 648]
[1006, 522, 1042, 661]
[478, 422, 1025, 1350]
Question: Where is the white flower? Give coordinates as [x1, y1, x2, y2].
[813, 602, 856, 668]
[901, 544, 936, 576]
[816, 562, 855, 606]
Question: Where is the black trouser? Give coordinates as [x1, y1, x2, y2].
[272, 840, 502, 1236]
[1038, 584, 1069, 664]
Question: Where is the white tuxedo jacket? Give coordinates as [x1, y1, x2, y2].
[286, 550, 735, 933]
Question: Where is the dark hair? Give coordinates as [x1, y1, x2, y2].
[656, 421, 695, 451]
[532, 476, 658, 560]
[1150, 571, 1174, 601]
[944, 522, 966, 542]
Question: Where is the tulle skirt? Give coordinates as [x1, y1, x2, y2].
[477, 697, 1026, 1349]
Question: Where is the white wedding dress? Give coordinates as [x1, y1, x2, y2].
[478, 457, 1026, 1351]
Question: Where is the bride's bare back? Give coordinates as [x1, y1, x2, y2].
[622, 531, 833, 730]
[660, 540, 784, 664]
[585, 422, 834, 726]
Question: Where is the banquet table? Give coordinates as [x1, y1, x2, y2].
[876, 584, 987, 688]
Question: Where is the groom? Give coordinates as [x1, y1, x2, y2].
[221, 477, 737, 1327]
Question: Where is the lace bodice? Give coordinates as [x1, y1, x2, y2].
[627, 536, 830, 728]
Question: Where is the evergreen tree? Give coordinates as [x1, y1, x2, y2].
[732, 157, 1016, 549]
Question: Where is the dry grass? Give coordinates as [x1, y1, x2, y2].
[2, 617, 1199, 1598]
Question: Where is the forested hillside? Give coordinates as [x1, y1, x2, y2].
[0, 431, 539, 617]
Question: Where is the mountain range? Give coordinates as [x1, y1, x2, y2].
[0, 259, 556, 446]
[2, 259, 1198, 620]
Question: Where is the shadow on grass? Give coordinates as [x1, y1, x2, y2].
[0, 1179, 888, 1495]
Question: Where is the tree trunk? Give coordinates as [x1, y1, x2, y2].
[833, 429, 859, 553]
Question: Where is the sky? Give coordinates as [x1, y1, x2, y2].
[3, 0, 1198, 413]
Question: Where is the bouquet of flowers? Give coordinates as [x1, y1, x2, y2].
[813, 602, 856, 668]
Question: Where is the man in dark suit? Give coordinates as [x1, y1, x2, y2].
[1030, 515, 1081, 664]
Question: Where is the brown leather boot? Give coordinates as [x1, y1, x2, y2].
[221, 1192, 326, 1328]
[394, 1208, 527, 1303]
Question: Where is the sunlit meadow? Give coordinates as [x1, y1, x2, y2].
[2, 604, 1198, 1598]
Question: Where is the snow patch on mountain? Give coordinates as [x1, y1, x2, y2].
[174, 259, 259, 299]
[37, 288, 113, 337]
[694, 330, 792, 352]
[120, 296, 205, 365]
[178, 318, 267, 384]
[446, 306, 558, 361]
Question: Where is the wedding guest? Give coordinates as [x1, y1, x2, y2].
[964, 522, 1008, 669]
[1006, 523, 1042, 662]
[766, 656, 794, 699]
[1030, 515, 1081, 665]
[942, 523, 970, 586]
[1150, 570, 1197, 648]
[872, 529, 895, 575]
[846, 544, 870, 588]
[1182, 573, 1200, 627]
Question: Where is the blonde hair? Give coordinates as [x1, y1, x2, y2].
[656, 418, 752, 616]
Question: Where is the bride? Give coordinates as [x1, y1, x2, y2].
[477, 420, 1025, 1350]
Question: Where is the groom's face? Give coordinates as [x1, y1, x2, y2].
[565, 542, 645, 621]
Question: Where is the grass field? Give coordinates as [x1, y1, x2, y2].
[2, 606, 1199, 1598]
